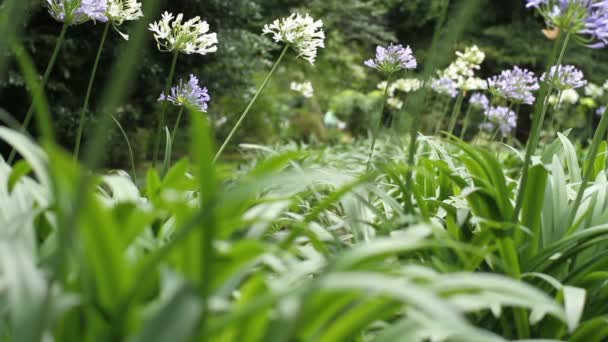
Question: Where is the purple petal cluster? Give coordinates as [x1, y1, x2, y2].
[479, 106, 518, 135]
[526, 0, 608, 49]
[365, 44, 417, 74]
[469, 93, 490, 110]
[47, 0, 108, 24]
[598, 105, 607, 116]
[541, 64, 587, 90]
[487, 66, 540, 105]
[429, 77, 459, 98]
[159, 74, 211, 112]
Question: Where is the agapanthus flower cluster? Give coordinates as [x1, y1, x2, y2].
[549, 88, 581, 105]
[149, 12, 218, 55]
[364, 44, 417, 74]
[479, 106, 518, 135]
[158, 74, 210, 112]
[290, 81, 314, 98]
[598, 105, 607, 115]
[439, 45, 486, 90]
[262, 13, 325, 64]
[429, 77, 459, 98]
[541, 64, 587, 90]
[469, 93, 490, 110]
[585, 82, 605, 98]
[378, 78, 423, 97]
[107, 0, 143, 25]
[526, 0, 608, 48]
[487, 66, 540, 104]
[47, 0, 108, 25]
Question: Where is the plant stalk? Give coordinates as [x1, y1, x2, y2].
[459, 105, 474, 139]
[213, 45, 289, 163]
[447, 90, 465, 136]
[366, 73, 394, 171]
[153, 50, 179, 168]
[512, 32, 571, 221]
[74, 21, 110, 160]
[7, 21, 69, 164]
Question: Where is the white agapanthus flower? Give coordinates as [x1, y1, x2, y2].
[462, 77, 488, 91]
[378, 78, 422, 97]
[106, 0, 143, 40]
[149, 12, 218, 55]
[439, 45, 486, 90]
[262, 13, 325, 64]
[549, 88, 580, 106]
[387, 97, 404, 110]
[585, 83, 605, 99]
[603, 80, 608, 90]
[290, 81, 314, 98]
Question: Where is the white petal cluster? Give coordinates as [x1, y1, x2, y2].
[585, 83, 605, 99]
[149, 12, 218, 55]
[263, 13, 325, 64]
[107, 0, 143, 26]
[439, 45, 486, 90]
[549, 88, 580, 106]
[290, 81, 314, 98]
[378, 78, 422, 97]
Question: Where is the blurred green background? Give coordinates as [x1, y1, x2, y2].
[1, 0, 607, 168]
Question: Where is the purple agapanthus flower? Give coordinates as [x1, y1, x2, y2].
[598, 105, 607, 116]
[479, 106, 518, 135]
[47, 0, 108, 25]
[365, 44, 417, 74]
[526, 0, 608, 49]
[159, 74, 210, 112]
[469, 93, 490, 109]
[429, 77, 458, 98]
[487, 66, 540, 105]
[541, 64, 588, 89]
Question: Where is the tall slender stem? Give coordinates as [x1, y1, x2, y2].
[366, 74, 394, 171]
[512, 32, 571, 221]
[153, 50, 179, 168]
[171, 106, 186, 143]
[74, 21, 110, 160]
[447, 90, 465, 136]
[565, 105, 608, 232]
[213, 45, 289, 163]
[7, 22, 69, 164]
[459, 106, 474, 139]
[111, 114, 138, 183]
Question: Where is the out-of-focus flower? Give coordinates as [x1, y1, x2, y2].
[581, 97, 598, 107]
[603, 80, 608, 90]
[549, 88, 580, 105]
[541, 64, 587, 90]
[378, 78, 423, 97]
[487, 66, 540, 104]
[585, 82, 605, 98]
[439, 45, 486, 89]
[387, 97, 404, 110]
[479, 106, 517, 135]
[149, 12, 218, 55]
[429, 77, 459, 98]
[525, 0, 608, 48]
[598, 105, 607, 116]
[462, 77, 488, 91]
[290, 81, 314, 98]
[365, 44, 417, 74]
[47, 0, 108, 25]
[324, 111, 347, 130]
[263, 13, 325, 64]
[158, 74, 210, 112]
[469, 93, 490, 110]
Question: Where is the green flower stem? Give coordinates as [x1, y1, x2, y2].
[447, 90, 465, 136]
[512, 32, 571, 221]
[153, 50, 179, 168]
[565, 105, 608, 232]
[433, 96, 451, 135]
[111, 114, 138, 183]
[459, 106, 474, 139]
[213, 45, 289, 163]
[74, 21, 110, 160]
[171, 106, 186, 143]
[365, 73, 394, 171]
[7, 21, 69, 164]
